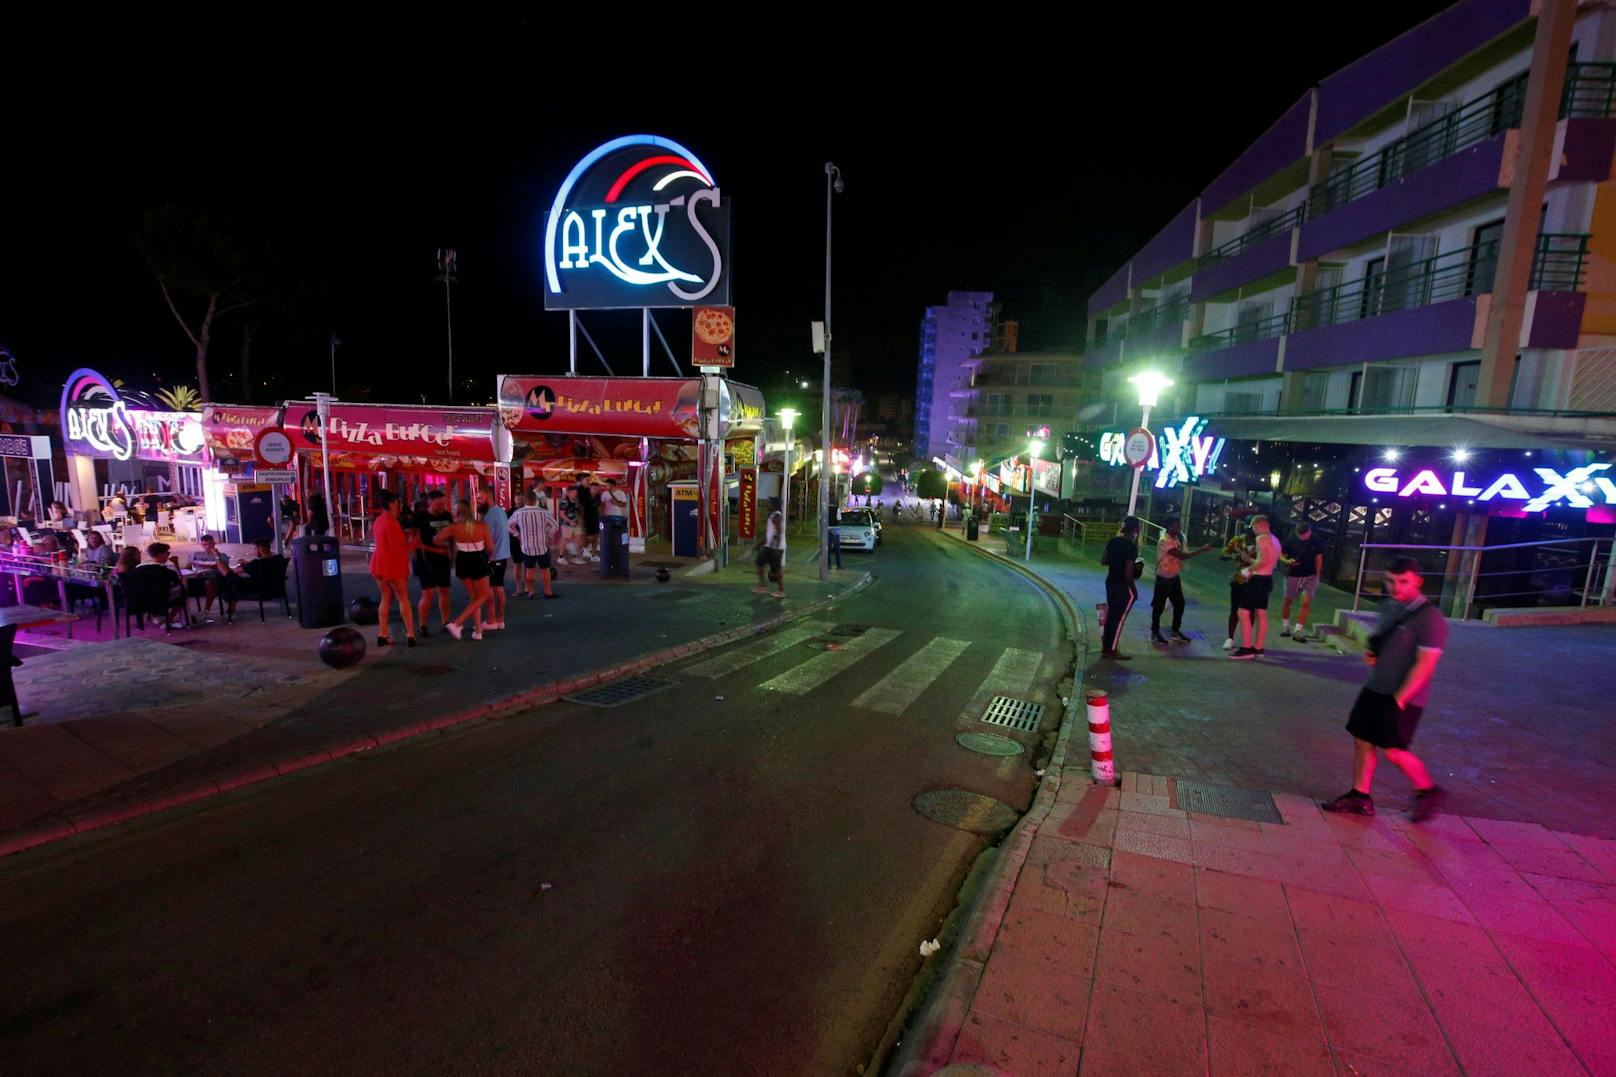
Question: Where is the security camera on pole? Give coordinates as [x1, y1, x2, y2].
[1124, 370, 1173, 517]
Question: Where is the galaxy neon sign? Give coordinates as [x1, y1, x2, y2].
[1098, 415, 1226, 489]
[543, 135, 731, 310]
[1363, 462, 1614, 512]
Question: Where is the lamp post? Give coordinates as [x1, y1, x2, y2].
[779, 408, 797, 563]
[1125, 370, 1174, 518]
[1025, 439, 1043, 561]
[819, 162, 843, 581]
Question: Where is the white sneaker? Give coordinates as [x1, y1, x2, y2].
[1222, 638, 1236, 651]
[472, 628, 484, 641]
[1281, 622, 1291, 635]
[493, 620, 506, 630]
[1293, 627, 1308, 641]
[445, 623, 463, 640]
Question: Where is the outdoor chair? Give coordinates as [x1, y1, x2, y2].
[120, 569, 186, 635]
[0, 624, 21, 727]
[238, 555, 292, 621]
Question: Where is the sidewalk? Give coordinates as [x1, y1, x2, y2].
[906, 768, 1616, 1075]
[0, 543, 865, 855]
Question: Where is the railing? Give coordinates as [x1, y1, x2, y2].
[1352, 537, 1615, 619]
[973, 374, 1087, 388]
[1309, 84, 1524, 216]
[1188, 310, 1292, 352]
[1562, 61, 1616, 119]
[1089, 301, 1189, 349]
[1529, 232, 1591, 291]
[1199, 204, 1308, 267]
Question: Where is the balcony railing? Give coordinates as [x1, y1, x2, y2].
[1187, 310, 1292, 351]
[1531, 233, 1591, 290]
[1309, 86, 1524, 217]
[1087, 299, 1188, 350]
[1562, 61, 1616, 119]
[972, 373, 1088, 388]
[1198, 204, 1307, 267]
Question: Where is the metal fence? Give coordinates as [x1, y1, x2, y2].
[1352, 537, 1615, 619]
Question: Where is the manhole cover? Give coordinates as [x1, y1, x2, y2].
[564, 676, 675, 708]
[404, 663, 457, 677]
[912, 789, 1020, 833]
[1175, 781, 1284, 824]
[955, 732, 1024, 757]
[829, 624, 871, 637]
[981, 696, 1044, 732]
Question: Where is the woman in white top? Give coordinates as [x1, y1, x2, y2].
[441, 499, 493, 640]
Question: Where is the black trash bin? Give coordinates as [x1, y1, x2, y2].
[599, 516, 631, 579]
[292, 534, 344, 628]
[966, 516, 980, 542]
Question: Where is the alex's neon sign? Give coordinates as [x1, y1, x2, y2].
[1364, 462, 1614, 512]
[543, 135, 731, 310]
[1099, 415, 1225, 489]
[61, 368, 135, 461]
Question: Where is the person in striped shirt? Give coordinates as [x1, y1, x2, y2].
[508, 490, 559, 599]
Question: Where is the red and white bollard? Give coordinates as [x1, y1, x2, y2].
[1086, 690, 1114, 784]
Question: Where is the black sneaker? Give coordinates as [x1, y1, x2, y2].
[1151, 632, 1168, 645]
[418, 625, 432, 638]
[1230, 647, 1257, 660]
[1322, 791, 1375, 816]
[1410, 786, 1446, 824]
[1170, 631, 1192, 643]
[1101, 650, 1134, 661]
[1254, 648, 1265, 659]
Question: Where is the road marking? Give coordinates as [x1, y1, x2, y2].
[680, 621, 835, 679]
[958, 647, 1044, 721]
[758, 627, 902, 695]
[851, 637, 972, 714]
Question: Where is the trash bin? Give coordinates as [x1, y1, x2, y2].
[292, 534, 344, 628]
[966, 516, 980, 542]
[599, 516, 630, 579]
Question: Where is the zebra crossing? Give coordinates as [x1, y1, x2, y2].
[676, 622, 1051, 721]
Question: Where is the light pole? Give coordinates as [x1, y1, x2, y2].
[1125, 370, 1174, 518]
[819, 162, 843, 581]
[779, 408, 798, 563]
[1025, 439, 1043, 561]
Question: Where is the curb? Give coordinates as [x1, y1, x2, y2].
[0, 571, 875, 861]
[890, 531, 1089, 1074]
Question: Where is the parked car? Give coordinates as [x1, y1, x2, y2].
[832, 509, 878, 552]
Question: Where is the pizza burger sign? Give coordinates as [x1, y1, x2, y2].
[543, 135, 732, 311]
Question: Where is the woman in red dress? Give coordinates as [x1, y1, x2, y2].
[369, 491, 417, 646]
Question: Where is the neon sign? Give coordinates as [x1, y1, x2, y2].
[1098, 415, 1225, 489]
[543, 135, 731, 310]
[60, 368, 135, 461]
[1363, 462, 1614, 511]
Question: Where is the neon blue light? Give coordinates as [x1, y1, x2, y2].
[543, 135, 717, 294]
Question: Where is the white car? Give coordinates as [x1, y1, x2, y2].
[833, 509, 878, 551]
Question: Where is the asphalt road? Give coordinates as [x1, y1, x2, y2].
[0, 523, 1067, 1076]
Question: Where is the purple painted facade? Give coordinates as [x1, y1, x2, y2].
[1200, 95, 1313, 214]
[1083, 335, 1125, 370]
[1296, 135, 1507, 262]
[1283, 297, 1480, 370]
[1131, 202, 1200, 285]
[1313, 0, 1531, 145]
[1183, 337, 1282, 381]
[1554, 119, 1616, 184]
[1190, 233, 1293, 302]
[1089, 264, 1131, 315]
[1127, 321, 1188, 360]
[1527, 291, 1587, 347]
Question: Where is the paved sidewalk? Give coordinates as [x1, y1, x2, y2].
[910, 769, 1616, 1075]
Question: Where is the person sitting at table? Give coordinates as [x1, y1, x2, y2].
[115, 546, 141, 575]
[20, 533, 61, 607]
[79, 530, 113, 568]
[126, 542, 187, 630]
[188, 534, 240, 624]
[47, 502, 69, 524]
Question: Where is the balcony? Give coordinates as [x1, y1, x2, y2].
[1199, 205, 1307, 267]
[1183, 312, 1290, 381]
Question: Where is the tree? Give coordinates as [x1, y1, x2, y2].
[855, 471, 884, 499]
[914, 468, 947, 501]
[137, 207, 255, 403]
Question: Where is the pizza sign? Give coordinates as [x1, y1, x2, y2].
[693, 306, 735, 368]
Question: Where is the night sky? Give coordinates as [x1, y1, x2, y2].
[5, 5, 1453, 412]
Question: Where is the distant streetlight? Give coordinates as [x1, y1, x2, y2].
[1125, 370, 1173, 517]
[780, 408, 798, 560]
[1026, 439, 1044, 561]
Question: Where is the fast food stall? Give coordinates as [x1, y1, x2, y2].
[200, 404, 286, 546]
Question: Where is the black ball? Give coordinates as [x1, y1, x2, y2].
[654, 567, 671, 583]
[319, 626, 367, 669]
[348, 596, 379, 625]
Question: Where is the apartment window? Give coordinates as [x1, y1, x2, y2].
[1224, 392, 1265, 415]
[1348, 370, 1363, 411]
[1382, 235, 1438, 313]
[985, 393, 1009, 415]
[1359, 258, 1386, 320]
[1026, 394, 1055, 418]
[1447, 360, 1481, 410]
[1030, 364, 1056, 386]
[1466, 219, 1505, 296]
[1234, 301, 1273, 342]
[1360, 366, 1417, 411]
[1299, 372, 1331, 412]
[994, 423, 1010, 438]
[1488, 71, 1529, 136]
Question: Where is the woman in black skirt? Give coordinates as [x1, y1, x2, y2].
[442, 499, 492, 641]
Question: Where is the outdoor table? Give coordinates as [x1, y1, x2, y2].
[0, 554, 119, 640]
[0, 603, 79, 726]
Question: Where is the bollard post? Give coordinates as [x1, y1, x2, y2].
[1086, 690, 1114, 784]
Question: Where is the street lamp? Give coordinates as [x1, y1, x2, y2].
[1025, 439, 1044, 561]
[779, 408, 798, 562]
[1125, 370, 1174, 517]
[819, 162, 844, 582]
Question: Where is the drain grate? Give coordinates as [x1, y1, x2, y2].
[955, 732, 1025, 757]
[564, 676, 675, 708]
[981, 696, 1044, 732]
[1175, 781, 1284, 824]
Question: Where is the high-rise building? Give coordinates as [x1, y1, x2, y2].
[954, 351, 1097, 466]
[915, 291, 997, 460]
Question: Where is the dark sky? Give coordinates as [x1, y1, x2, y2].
[5, 5, 1453, 411]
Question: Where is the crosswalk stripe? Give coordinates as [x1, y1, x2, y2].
[852, 637, 972, 714]
[758, 627, 903, 695]
[681, 620, 836, 679]
[958, 647, 1044, 721]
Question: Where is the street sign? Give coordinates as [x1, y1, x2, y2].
[253, 468, 296, 484]
[255, 428, 294, 466]
[1123, 428, 1154, 468]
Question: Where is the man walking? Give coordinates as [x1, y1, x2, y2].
[478, 487, 510, 631]
[1230, 514, 1282, 659]
[1099, 516, 1142, 660]
[575, 473, 600, 562]
[1281, 520, 1325, 640]
[1322, 557, 1448, 821]
[754, 507, 785, 598]
[1149, 516, 1210, 645]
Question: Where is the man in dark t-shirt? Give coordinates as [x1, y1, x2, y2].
[1099, 516, 1142, 660]
[575, 474, 600, 562]
[412, 492, 454, 635]
[1280, 521, 1327, 640]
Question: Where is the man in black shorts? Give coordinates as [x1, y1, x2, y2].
[1322, 556, 1449, 821]
[1099, 516, 1142, 660]
[1231, 514, 1281, 659]
[413, 491, 454, 636]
